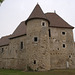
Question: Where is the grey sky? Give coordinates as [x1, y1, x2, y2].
[0, 0, 75, 40]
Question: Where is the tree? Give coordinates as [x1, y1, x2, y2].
[0, 0, 4, 3]
[0, 0, 4, 6]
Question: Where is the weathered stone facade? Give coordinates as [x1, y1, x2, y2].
[0, 4, 75, 71]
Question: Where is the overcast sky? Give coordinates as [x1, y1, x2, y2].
[0, 0, 75, 40]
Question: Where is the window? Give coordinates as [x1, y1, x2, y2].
[34, 37, 38, 42]
[69, 55, 71, 58]
[1, 48, 4, 53]
[57, 48, 59, 50]
[69, 55, 72, 58]
[41, 21, 46, 27]
[34, 60, 36, 64]
[48, 29, 51, 37]
[21, 42, 23, 49]
[42, 22, 45, 26]
[63, 44, 65, 48]
[62, 32, 65, 35]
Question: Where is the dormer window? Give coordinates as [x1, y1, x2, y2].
[41, 21, 46, 27]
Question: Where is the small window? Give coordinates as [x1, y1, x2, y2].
[48, 29, 51, 37]
[21, 42, 23, 49]
[41, 21, 46, 27]
[69, 55, 72, 58]
[69, 56, 71, 58]
[34, 60, 36, 64]
[62, 32, 65, 35]
[63, 44, 65, 48]
[1, 48, 4, 53]
[57, 48, 59, 50]
[42, 22, 45, 26]
[34, 37, 38, 42]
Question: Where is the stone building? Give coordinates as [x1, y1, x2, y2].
[0, 4, 75, 71]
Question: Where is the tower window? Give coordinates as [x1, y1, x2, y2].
[21, 42, 23, 49]
[63, 44, 65, 48]
[48, 29, 51, 38]
[34, 37, 38, 42]
[41, 21, 46, 27]
[42, 22, 45, 26]
[34, 60, 36, 64]
[62, 32, 65, 35]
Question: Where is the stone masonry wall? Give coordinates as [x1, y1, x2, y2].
[0, 45, 10, 69]
[9, 35, 27, 70]
[49, 27, 75, 69]
[26, 19, 50, 71]
[0, 35, 27, 70]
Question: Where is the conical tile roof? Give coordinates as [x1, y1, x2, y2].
[26, 4, 49, 24]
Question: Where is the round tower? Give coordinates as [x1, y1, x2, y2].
[26, 4, 50, 71]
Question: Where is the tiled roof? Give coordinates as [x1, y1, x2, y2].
[25, 4, 49, 24]
[0, 4, 74, 47]
[0, 35, 10, 47]
[45, 13, 74, 29]
[9, 21, 26, 39]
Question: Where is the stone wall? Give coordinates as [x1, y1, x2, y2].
[26, 19, 50, 71]
[0, 35, 27, 70]
[49, 27, 75, 69]
[0, 45, 10, 69]
[9, 35, 27, 70]
[0, 19, 75, 71]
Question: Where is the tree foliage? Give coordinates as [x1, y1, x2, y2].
[0, 0, 4, 3]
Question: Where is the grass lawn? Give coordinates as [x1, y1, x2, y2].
[0, 69, 75, 75]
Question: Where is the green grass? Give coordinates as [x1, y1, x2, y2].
[0, 69, 75, 75]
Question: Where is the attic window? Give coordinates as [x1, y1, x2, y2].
[41, 21, 46, 27]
